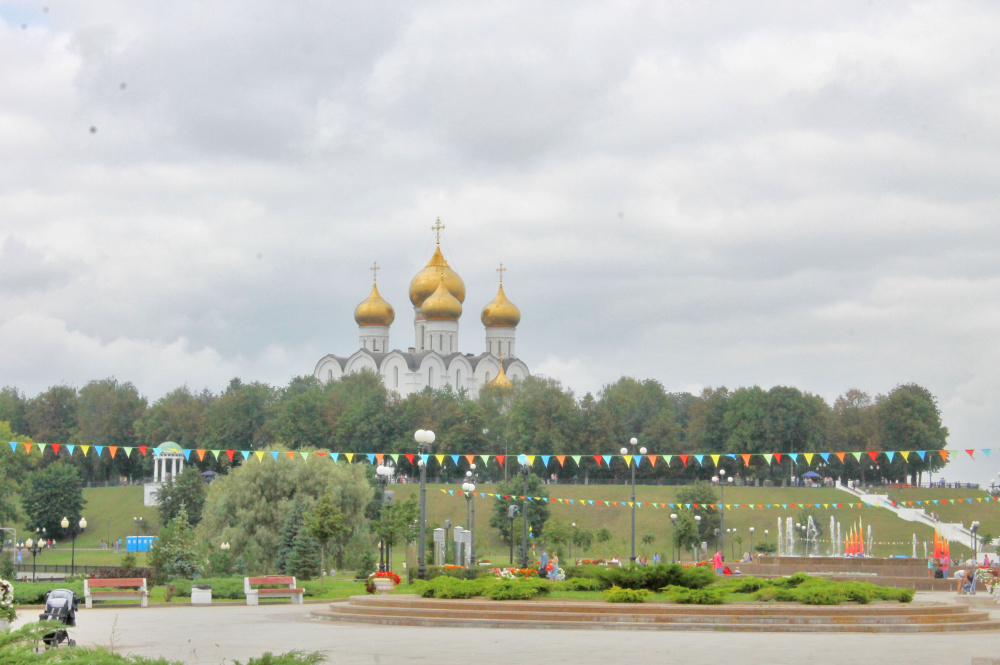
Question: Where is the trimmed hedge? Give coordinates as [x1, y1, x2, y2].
[603, 586, 649, 603]
[591, 563, 717, 591]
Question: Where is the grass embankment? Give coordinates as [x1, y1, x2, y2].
[11, 483, 996, 570]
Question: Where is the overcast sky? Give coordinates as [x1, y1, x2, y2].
[1, 2, 999, 486]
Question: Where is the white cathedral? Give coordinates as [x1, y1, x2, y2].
[313, 224, 529, 396]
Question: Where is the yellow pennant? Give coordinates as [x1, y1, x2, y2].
[344, 453, 354, 463]
[803, 452, 814, 464]
[81, 445, 90, 456]
[525, 455, 536, 465]
[436, 454, 446, 465]
[255, 451, 265, 462]
[710, 454, 721, 466]
[900, 451, 911, 461]
[623, 455, 633, 467]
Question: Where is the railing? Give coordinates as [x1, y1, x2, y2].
[12, 563, 107, 575]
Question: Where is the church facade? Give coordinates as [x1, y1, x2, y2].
[313, 224, 529, 396]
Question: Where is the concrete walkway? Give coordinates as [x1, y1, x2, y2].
[12, 593, 1000, 664]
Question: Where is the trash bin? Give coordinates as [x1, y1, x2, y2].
[191, 584, 212, 605]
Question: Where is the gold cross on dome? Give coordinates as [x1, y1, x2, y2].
[370, 261, 380, 282]
[431, 218, 445, 243]
[496, 262, 506, 284]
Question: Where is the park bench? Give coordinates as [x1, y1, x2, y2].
[83, 577, 148, 608]
[244, 575, 304, 606]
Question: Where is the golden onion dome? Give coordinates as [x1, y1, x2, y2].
[409, 245, 466, 307]
[420, 279, 463, 321]
[481, 283, 521, 328]
[488, 363, 513, 391]
[354, 282, 395, 327]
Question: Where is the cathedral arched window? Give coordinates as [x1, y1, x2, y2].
[327, 369, 333, 382]
[394, 366, 399, 388]
[456, 369, 461, 387]
[428, 366, 435, 387]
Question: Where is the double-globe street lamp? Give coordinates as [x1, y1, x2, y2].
[60, 516, 87, 577]
[620, 437, 647, 563]
[375, 460, 396, 571]
[462, 464, 479, 566]
[520, 464, 530, 569]
[413, 428, 435, 579]
[749, 527, 755, 558]
[711, 469, 733, 562]
[20, 528, 46, 582]
[133, 516, 144, 552]
[694, 515, 702, 561]
[971, 520, 981, 560]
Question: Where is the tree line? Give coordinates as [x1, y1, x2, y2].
[0, 373, 948, 486]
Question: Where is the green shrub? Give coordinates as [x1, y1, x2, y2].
[716, 576, 769, 594]
[753, 588, 778, 602]
[603, 586, 649, 603]
[413, 576, 483, 599]
[794, 587, 845, 605]
[670, 587, 728, 605]
[558, 578, 602, 592]
[593, 563, 716, 591]
[419, 566, 488, 581]
[484, 579, 543, 600]
[12, 581, 85, 605]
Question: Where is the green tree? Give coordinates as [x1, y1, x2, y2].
[277, 501, 307, 575]
[878, 384, 948, 484]
[197, 452, 370, 574]
[591, 377, 683, 455]
[505, 377, 583, 456]
[543, 518, 573, 557]
[640, 533, 655, 555]
[155, 465, 207, 527]
[675, 482, 720, 545]
[572, 527, 594, 554]
[0, 387, 29, 437]
[21, 462, 84, 538]
[596, 527, 612, 557]
[147, 507, 200, 584]
[136, 386, 212, 450]
[672, 513, 702, 559]
[489, 473, 550, 543]
[307, 495, 349, 582]
[201, 378, 277, 452]
[72, 378, 148, 483]
[373, 496, 419, 555]
[285, 528, 322, 580]
[25, 385, 77, 443]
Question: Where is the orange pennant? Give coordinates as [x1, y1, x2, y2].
[647, 454, 657, 467]
[556, 455, 566, 466]
[835, 452, 846, 463]
[197, 449, 206, 461]
[741, 454, 752, 466]
[108, 446, 118, 458]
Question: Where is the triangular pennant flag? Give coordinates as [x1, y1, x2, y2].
[965, 449, 975, 459]
[405, 453, 414, 464]
[556, 455, 566, 467]
[479, 454, 490, 466]
[36, 443, 47, 455]
[526, 455, 536, 466]
[679, 454, 689, 466]
[694, 454, 704, 466]
[66, 444, 76, 456]
[255, 451, 265, 462]
[541, 455, 552, 468]
[623, 454, 633, 467]
[818, 452, 829, 463]
[867, 451, 878, 462]
[367, 453, 376, 465]
[635, 454, 644, 467]
[94, 446, 104, 457]
[286, 451, 296, 460]
[741, 453, 752, 466]
[108, 446, 118, 458]
[138, 446, 147, 456]
[465, 455, 476, 466]
[299, 452, 310, 461]
[648, 454, 658, 467]
[435, 454, 446, 465]
[663, 455, 672, 466]
[450, 454, 460, 466]
[850, 451, 862, 461]
[375, 453, 384, 465]
[496, 454, 505, 467]
[7, 442, 14, 453]
[940, 450, 948, 461]
[593, 454, 603, 466]
[345, 453, 355, 462]
[803, 452, 814, 464]
[710, 454, 721, 466]
[240, 450, 250, 460]
[196, 449, 206, 461]
[181, 449, 191, 461]
[225, 450, 235, 462]
[984, 449, 992, 457]
[774, 453, 782, 464]
[763, 453, 773, 464]
[916, 450, 926, 460]
[330, 453, 340, 463]
[51, 443, 62, 456]
[602, 454, 612, 466]
[270, 451, 279, 461]
[834, 452, 846, 463]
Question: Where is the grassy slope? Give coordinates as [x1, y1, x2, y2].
[13, 484, 994, 568]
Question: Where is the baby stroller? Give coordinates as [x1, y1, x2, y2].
[960, 570, 978, 596]
[38, 589, 78, 648]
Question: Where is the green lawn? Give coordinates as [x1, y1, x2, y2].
[8, 482, 996, 571]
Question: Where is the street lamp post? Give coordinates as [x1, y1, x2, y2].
[694, 515, 702, 561]
[712, 469, 734, 562]
[520, 465, 530, 569]
[21, 529, 45, 582]
[462, 465, 479, 566]
[133, 516, 144, 552]
[669, 514, 678, 563]
[749, 527, 755, 558]
[375, 460, 396, 571]
[971, 521, 980, 560]
[61, 516, 86, 577]
[569, 523, 576, 561]
[414, 429, 435, 579]
[620, 437, 647, 563]
[730, 527, 737, 560]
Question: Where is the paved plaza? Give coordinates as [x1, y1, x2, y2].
[12, 593, 1000, 664]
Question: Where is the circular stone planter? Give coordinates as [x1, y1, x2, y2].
[372, 579, 397, 595]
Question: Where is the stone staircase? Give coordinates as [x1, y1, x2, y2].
[311, 594, 1000, 632]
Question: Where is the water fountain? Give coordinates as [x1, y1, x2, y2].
[830, 517, 836, 556]
[786, 517, 794, 556]
[806, 515, 817, 556]
[777, 518, 784, 556]
[837, 522, 842, 556]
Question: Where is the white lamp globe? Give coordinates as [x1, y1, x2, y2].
[61, 517, 69, 529]
[639, 447, 647, 455]
[80, 517, 87, 529]
[414, 429, 426, 443]
[425, 431, 435, 444]
[620, 447, 628, 455]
